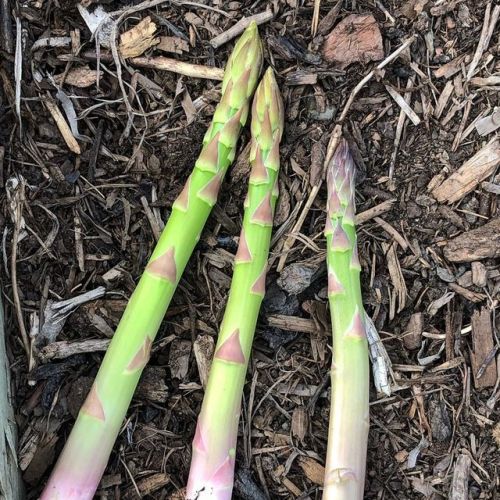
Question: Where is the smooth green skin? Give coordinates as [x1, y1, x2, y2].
[323, 140, 369, 500]
[187, 68, 284, 500]
[41, 23, 263, 500]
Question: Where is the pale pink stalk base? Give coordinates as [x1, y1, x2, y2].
[40, 429, 114, 499]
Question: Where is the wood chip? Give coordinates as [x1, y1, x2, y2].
[385, 84, 421, 125]
[267, 315, 319, 335]
[449, 454, 471, 500]
[431, 138, 500, 203]
[168, 339, 191, 379]
[448, 283, 485, 303]
[285, 69, 318, 86]
[433, 54, 469, 79]
[434, 80, 454, 119]
[291, 407, 308, 442]
[475, 108, 500, 136]
[193, 334, 214, 389]
[444, 218, 500, 262]
[403, 313, 423, 350]
[39, 339, 110, 361]
[471, 262, 487, 287]
[45, 98, 81, 154]
[322, 14, 383, 68]
[384, 242, 407, 319]
[55, 66, 97, 88]
[119, 16, 159, 59]
[123, 473, 170, 499]
[136, 366, 169, 403]
[156, 36, 189, 54]
[470, 308, 497, 389]
[297, 456, 325, 485]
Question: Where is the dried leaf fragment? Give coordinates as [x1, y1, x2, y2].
[119, 16, 159, 59]
[322, 14, 383, 69]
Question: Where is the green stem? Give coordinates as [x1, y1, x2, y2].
[186, 68, 284, 500]
[41, 23, 262, 500]
[323, 139, 369, 500]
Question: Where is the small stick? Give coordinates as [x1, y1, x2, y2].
[311, 0, 321, 36]
[210, 10, 274, 49]
[276, 36, 415, 272]
[0, 0, 13, 53]
[81, 50, 224, 80]
[385, 84, 420, 125]
[44, 97, 81, 154]
[466, 2, 492, 81]
[356, 199, 395, 225]
[389, 76, 414, 179]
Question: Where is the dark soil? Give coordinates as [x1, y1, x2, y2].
[1, 0, 499, 498]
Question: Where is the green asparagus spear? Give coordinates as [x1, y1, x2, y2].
[186, 67, 284, 500]
[323, 139, 369, 500]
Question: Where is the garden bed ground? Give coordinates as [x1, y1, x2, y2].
[1, 0, 499, 498]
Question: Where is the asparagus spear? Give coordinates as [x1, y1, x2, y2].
[186, 67, 284, 500]
[41, 23, 263, 500]
[323, 139, 369, 500]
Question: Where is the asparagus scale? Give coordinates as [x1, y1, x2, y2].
[186, 68, 284, 500]
[323, 139, 369, 500]
[41, 23, 263, 500]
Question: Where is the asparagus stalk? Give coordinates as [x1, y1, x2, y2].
[186, 67, 284, 500]
[323, 139, 369, 500]
[41, 23, 263, 500]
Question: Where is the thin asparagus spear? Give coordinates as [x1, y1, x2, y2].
[323, 139, 369, 500]
[186, 67, 284, 500]
[41, 23, 263, 500]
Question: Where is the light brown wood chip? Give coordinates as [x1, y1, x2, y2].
[431, 138, 500, 203]
[444, 218, 500, 262]
[470, 308, 497, 389]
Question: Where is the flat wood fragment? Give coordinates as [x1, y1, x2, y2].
[193, 334, 215, 389]
[322, 14, 383, 68]
[385, 84, 421, 125]
[384, 242, 407, 319]
[470, 308, 497, 389]
[119, 16, 159, 58]
[297, 456, 325, 485]
[433, 54, 469, 79]
[475, 108, 500, 136]
[448, 283, 485, 303]
[431, 139, 500, 203]
[168, 339, 192, 379]
[44, 98, 81, 154]
[449, 454, 471, 500]
[267, 314, 320, 335]
[444, 218, 500, 262]
[403, 313, 423, 350]
[434, 80, 454, 119]
[481, 181, 500, 195]
[471, 262, 487, 287]
[39, 339, 110, 361]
